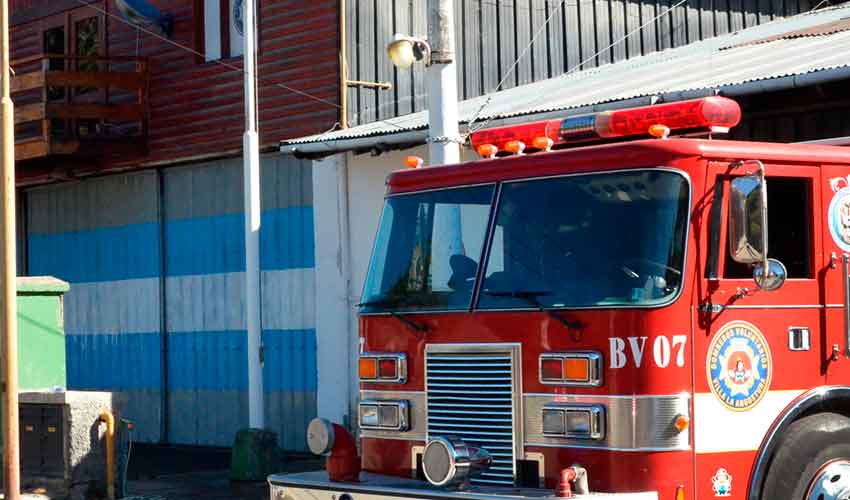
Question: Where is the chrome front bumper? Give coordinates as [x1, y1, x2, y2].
[268, 471, 659, 500]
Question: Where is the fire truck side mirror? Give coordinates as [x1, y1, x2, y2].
[728, 167, 786, 292]
[729, 174, 768, 265]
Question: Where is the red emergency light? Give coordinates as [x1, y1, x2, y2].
[469, 96, 742, 157]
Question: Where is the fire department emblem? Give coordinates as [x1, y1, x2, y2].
[828, 185, 850, 252]
[711, 468, 732, 497]
[707, 321, 772, 412]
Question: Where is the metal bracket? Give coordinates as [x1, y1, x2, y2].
[700, 303, 724, 313]
[345, 80, 392, 90]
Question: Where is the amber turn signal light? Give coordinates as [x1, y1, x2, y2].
[674, 414, 690, 433]
[359, 358, 378, 379]
[532, 136, 554, 151]
[477, 143, 498, 158]
[504, 140, 526, 154]
[648, 124, 671, 139]
[405, 156, 424, 168]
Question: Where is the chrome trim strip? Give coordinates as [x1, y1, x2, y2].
[748, 386, 850, 500]
[844, 254, 850, 357]
[359, 390, 427, 441]
[724, 304, 826, 309]
[524, 442, 689, 452]
[524, 393, 690, 451]
[270, 470, 660, 500]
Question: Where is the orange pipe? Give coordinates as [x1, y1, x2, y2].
[99, 411, 115, 500]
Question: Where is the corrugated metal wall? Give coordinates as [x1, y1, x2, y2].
[27, 171, 164, 443]
[346, 0, 808, 126]
[25, 155, 317, 450]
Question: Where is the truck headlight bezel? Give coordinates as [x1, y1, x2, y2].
[358, 400, 409, 431]
[359, 353, 408, 384]
[542, 404, 605, 440]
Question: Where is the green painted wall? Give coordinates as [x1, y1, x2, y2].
[16, 277, 68, 390]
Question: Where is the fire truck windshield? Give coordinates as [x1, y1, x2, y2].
[361, 185, 496, 313]
[479, 169, 690, 309]
[361, 169, 690, 314]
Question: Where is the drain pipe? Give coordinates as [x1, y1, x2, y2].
[99, 411, 115, 500]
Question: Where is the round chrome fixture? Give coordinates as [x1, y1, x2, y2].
[306, 418, 335, 455]
[422, 437, 492, 489]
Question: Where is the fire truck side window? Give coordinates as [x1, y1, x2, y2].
[724, 177, 813, 279]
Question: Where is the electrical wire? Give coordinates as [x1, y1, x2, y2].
[465, 0, 690, 139]
[72, 0, 420, 135]
[465, 0, 569, 135]
[72, 0, 339, 110]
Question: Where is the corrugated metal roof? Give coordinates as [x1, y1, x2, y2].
[282, 2, 850, 148]
[726, 16, 850, 47]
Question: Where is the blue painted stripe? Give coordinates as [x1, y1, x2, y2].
[66, 329, 317, 393]
[165, 206, 315, 276]
[264, 329, 318, 392]
[28, 223, 161, 283]
[27, 206, 314, 283]
[66, 333, 162, 390]
[165, 329, 317, 391]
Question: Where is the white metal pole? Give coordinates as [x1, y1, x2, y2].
[426, 0, 460, 166]
[243, 0, 264, 429]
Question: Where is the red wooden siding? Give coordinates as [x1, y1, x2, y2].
[10, 0, 340, 171]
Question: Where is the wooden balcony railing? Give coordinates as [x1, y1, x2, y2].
[11, 54, 149, 162]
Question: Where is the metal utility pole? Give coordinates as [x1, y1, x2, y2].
[426, 0, 460, 166]
[243, 0, 264, 429]
[0, 0, 19, 497]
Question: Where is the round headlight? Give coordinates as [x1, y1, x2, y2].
[422, 437, 492, 489]
[307, 418, 335, 455]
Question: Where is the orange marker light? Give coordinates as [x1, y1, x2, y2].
[674, 414, 690, 432]
[477, 143, 499, 159]
[676, 485, 685, 500]
[504, 140, 526, 154]
[404, 156, 424, 168]
[532, 136, 555, 151]
[359, 358, 378, 380]
[648, 124, 671, 139]
[563, 358, 590, 382]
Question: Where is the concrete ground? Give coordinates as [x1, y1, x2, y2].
[18, 445, 324, 500]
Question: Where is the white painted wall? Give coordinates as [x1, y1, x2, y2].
[313, 145, 478, 426]
[312, 154, 353, 425]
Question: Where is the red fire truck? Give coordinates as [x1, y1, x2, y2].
[269, 97, 850, 500]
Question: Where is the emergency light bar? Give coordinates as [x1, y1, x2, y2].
[469, 96, 742, 158]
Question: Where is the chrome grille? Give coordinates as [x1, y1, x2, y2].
[426, 352, 517, 486]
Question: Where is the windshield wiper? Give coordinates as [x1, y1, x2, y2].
[357, 298, 430, 335]
[482, 290, 583, 330]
